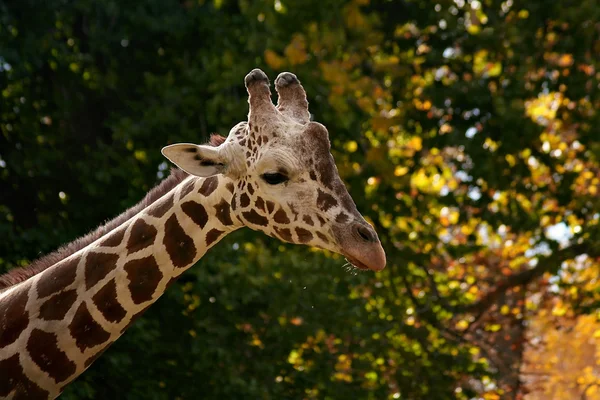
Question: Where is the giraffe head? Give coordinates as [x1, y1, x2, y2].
[162, 69, 385, 271]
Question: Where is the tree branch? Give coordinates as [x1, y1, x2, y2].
[458, 242, 595, 315]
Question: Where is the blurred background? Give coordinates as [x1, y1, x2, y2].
[1, 0, 599, 398]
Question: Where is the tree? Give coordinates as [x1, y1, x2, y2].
[1, 0, 599, 398]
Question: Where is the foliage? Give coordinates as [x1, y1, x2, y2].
[1, 0, 599, 398]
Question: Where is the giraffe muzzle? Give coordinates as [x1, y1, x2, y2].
[336, 223, 386, 272]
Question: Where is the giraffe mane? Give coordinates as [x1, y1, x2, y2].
[0, 134, 226, 291]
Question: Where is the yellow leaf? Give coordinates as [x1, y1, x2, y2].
[394, 166, 409, 176]
[483, 394, 500, 400]
[264, 49, 285, 70]
[456, 320, 469, 330]
[409, 136, 422, 151]
[284, 34, 308, 65]
[134, 150, 147, 163]
[467, 24, 481, 35]
[344, 141, 358, 153]
[487, 62, 502, 77]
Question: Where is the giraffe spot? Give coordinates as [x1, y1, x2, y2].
[182, 201, 208, 229]
[92, 279, 127, 323]
[257, 136, 262, 146]
[126, 219, 158, 254]
[262, 135, 269, 144]
[68, 302, 111, 352]
[85, 252, 119, 290]
[266, 201, 275, 214]
[240, 193, 250, 208]
[231, 196, 237, 211]
[245, 151, 251, 158]
[148, 192, 174, 218]
[242, 210, 268, 227]
[255, 197, 265, 212]
[317, 215, 326, 226]
[274, 208, 290, 224]
[100, 227, 126, 247]
[303, 215, 314, 226]
[240, 138, 246, 146]
[296, 228, 313, 243]
[214, 199, 233, 226]
[164, 214, 196, 268]
[27, 329, 76, 384]
[124, 256, 163, 304]
[316, 189, 337, 212]
[180, 180, 196, 199]
[0, 354, 50, 399]
[0, 286, 29, 347]
[274, 227, 293, 242]
[335, 212, 349, 224]
[37, 255, 79, 298]
[205, 228, 225, 246]
[247, 183, 254, 195]
[39, 290, 78, 321]
[225, 182, 234, 193]
[317, 160, 335, 189]
[198, 176, 218, 197]
[316, 232, 329, 244]
[309, 170, 317, 181]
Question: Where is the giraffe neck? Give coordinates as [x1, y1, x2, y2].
[0, 174, 239, 399]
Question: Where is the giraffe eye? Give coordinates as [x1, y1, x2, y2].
[261, 172, 288, 185]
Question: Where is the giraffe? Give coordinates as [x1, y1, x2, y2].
[0, 69, 386, 399]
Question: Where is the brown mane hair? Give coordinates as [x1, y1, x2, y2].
[0, 134, 226, 291]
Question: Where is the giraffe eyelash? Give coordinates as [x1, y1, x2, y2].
[261, 172, 288, 185]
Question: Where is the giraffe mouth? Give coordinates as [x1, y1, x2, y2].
[345, 256, 370, 271]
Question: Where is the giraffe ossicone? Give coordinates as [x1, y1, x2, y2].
[0, 69, 385, 399]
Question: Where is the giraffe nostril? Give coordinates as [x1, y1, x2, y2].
[354, 224, 377, 243]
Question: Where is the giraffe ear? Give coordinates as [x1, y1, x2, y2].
[161, 143, 228, 177]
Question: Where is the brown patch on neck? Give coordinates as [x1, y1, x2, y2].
[164, 215, 197, 268]
[0, 169, 189, 291]
[27, 328, 77, 383]
[0, 286, 30, 348]
[68, 302, 111, 351]
[0, 354, 50, 399]
[124, 256, 163, 304]
[39, 290, 78, 321]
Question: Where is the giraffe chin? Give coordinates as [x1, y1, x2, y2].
[344, 252, 386, 272]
